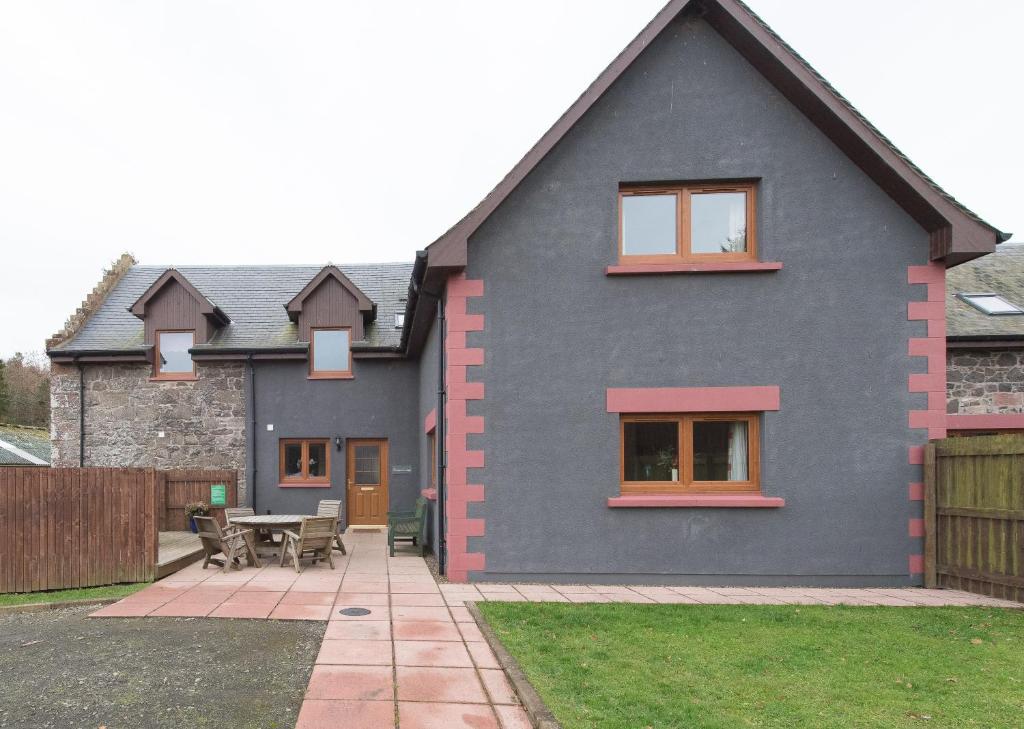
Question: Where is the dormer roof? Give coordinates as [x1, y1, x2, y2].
[128, 268, 230, 326]
[285, 265, 376, 324]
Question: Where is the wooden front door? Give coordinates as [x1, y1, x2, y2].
[346, 439, 388, 525]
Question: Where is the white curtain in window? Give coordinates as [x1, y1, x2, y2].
[727, 421, 748, 481]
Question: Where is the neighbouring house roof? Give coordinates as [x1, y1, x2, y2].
[947, 242, 1024, 341]
[0, 424, 51, 466]
[49, 263, 413, 354]
[425, 0, 1008, 271]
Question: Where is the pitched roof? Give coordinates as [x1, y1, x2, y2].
[947, 243, 1024, 340]
[426, 0, 1007, 269]
[129, 268, 230, 325]
[0, 424, 50, 466]
[50, 263, 413, 353]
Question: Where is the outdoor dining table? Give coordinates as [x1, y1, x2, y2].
[229, 514, 308, 557]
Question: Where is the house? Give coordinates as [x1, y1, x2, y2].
[46, 0, 1009, 585]
[946, 242, 1024, 435]
[0, 423, 50, 466]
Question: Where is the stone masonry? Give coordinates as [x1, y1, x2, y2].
[50, 362, 248, 499]
[947, 348, 1024, 414]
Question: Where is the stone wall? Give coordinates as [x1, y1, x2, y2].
[50, 362, 248, 499]
[947, 348, 1024, 414]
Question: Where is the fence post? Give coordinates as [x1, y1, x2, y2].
[922, 442, 938, 588]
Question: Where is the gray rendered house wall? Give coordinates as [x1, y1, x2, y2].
[461, 15, 928, 585]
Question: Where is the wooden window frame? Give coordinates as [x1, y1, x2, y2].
[309, 326, 353, 380]
[618, 183, 757, 264]
[619, 412, 760, 494]
[427, 431, 437, 489]
[152, 329, 197, 381]
[279, 438, 331, 487]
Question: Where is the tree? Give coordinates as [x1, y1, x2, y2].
[0, 359, 8, 422]
[1, 352, 49, 427]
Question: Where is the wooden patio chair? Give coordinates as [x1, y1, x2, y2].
[194, 516, 261, 573]
[225, 506, 277, 545]
[388, 497, 428, 557]
[316, 499, 347, 555]
[280, 516, 337, 573]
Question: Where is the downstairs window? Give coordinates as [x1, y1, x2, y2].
[620, 413, 759, 493]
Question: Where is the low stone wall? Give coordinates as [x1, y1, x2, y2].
[50, 362, 248, 499]
[947, 348, 1024, 414]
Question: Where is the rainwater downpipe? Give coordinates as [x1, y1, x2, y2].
[436, 291, 447, 576]
[77, 359, 85, 467]
[248, 354, 258, 512]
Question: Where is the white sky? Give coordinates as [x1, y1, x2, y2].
[1, 0, 1021, 358]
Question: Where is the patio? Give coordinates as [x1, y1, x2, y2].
[91, 530, 1018, 729]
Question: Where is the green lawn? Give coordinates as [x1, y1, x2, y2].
[0, 583, 148, 608]
[478, 602, 1024, 729]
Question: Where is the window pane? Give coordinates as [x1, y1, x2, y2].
[964, 295, 1022, 315]
[313, 329, 350, 372]
[622, 194, 677, 255]
[623, 421, 679, 482]
[283, 443, 303, 478]
[691, 192, 747, 254]
[158, 331, 194, 373]
[308, 442, 327, 478]
[693, 420, 748, 481]
[354, 444, 380, 485]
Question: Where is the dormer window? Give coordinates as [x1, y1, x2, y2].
[154, 330, 196, 380]
[310, 327, 352, 379]
[957, 293, 1023, 316]
[619, 183, 756, 263]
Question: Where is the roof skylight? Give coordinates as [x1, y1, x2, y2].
[957, 293, 1024, 316]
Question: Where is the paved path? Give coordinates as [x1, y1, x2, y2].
[93, 530, 1019, 728]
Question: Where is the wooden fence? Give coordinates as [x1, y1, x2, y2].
[0, 468, 158, 593]
[924, 434, 1024, 602]
[158, 469, 237, 531]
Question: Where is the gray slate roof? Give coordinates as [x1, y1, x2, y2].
[0, 424, 51, 466]
[53, 263, 413, 353]
[947, 243, 1024, 339]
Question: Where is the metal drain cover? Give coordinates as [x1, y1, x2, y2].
[338, 607, 372, 616]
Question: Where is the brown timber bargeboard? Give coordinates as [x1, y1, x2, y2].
[923, 434, 1024, 602]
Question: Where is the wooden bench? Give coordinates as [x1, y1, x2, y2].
[388, 497, 428, 557]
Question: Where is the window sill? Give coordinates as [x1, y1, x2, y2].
[421, 488, 438, 501]
[607, 493, 785, 508]
[605, 261, 783, 275]
[277, 482, 332, 489]
[308, 373, 354, 380]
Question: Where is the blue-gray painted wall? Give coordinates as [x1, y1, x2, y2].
[418, 319, 441, 553]
[462, 15, 928, 585]
[248, 358, 421, 526]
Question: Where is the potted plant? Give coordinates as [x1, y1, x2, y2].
[184, 502, 210, 533]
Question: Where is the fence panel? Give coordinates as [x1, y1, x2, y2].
[158, 470, 238, 531]
[0, 467, 159, 593]
[924, 435, 1024, 602]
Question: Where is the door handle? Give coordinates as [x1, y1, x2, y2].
[360, 487, 374, 491]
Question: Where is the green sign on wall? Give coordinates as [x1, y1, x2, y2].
[210, 484, 227, 507]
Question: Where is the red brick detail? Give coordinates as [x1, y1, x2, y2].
[606, 386, 780, 413]
[424, 408, 436, 434]
[907, 263, 946, 583]
[607, 494, 785, 508]
[947, 414, 1024, 431]
[444, 272, 486, 583]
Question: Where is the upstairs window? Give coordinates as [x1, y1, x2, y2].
[958, 293, 1023, 316]
[621, 413, 759, 493]
[619, 183, 755, 263]
[154, 330, 196, 380]
[310, 327, 352, 379]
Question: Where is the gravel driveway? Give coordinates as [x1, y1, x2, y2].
[0, 605, 325, 729]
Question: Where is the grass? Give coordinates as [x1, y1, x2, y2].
[478, 602, 1024, 729]
[0, 582, 148, 608]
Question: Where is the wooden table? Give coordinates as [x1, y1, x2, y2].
[230, 514, 308, 557]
